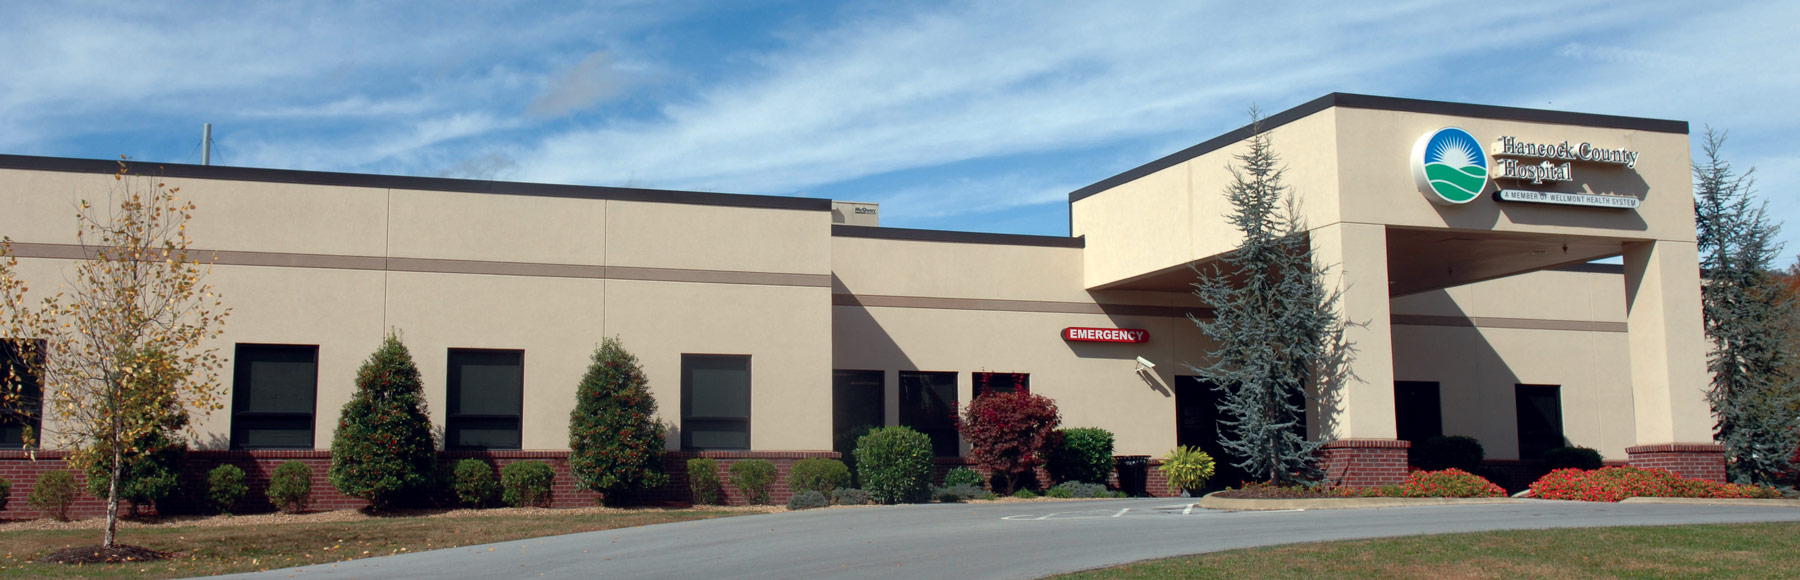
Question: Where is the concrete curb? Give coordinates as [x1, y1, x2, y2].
[1196, 492, 1524, 511]
[1618, 497, 1800, 507]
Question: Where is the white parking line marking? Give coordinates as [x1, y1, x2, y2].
[1112, 509, 1129, 518]
[1034, 513, 1059, 520]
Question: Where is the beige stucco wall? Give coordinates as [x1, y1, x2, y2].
[2, 167, 834, 452]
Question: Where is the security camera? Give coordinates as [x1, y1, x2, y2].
[1135, 356, 1155, 371]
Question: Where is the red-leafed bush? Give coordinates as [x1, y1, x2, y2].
[1331, 468, 1505, 498]
[1529, 466, 1782, 502]
[957, 391, 1060, 494]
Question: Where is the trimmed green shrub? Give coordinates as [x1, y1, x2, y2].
[786, 490, 830, 510]
[28, 470, 76, 521]
[1047, 427, 1116, 485]
[854, 426, 934, 504]
[687, 458, 722, 505]
[330, 332, 436, 511]
[206, 464, 248, 515]
[1045, 486, 1073, 498]
[1010, 488, 1038, 499]
[942, 467, 986, 490]
[501, 460, 556, 508]
[958, 391, 1061, 494]
[933, 484, 986, 502]
[1543, 446, 1605, 471]
[830, 487, 869, 506]
[788, 458, 851, 496]
[567, 338, 668, 505]
[267, 461, 313, 514]
[728, 459, 777, 505]
[1412, 435, 1485, 472]
[0, 476, 9, 512]
[87, 429, 188, 516]
[1159, 446, 1216, 493]
[452, 459, 500, 508]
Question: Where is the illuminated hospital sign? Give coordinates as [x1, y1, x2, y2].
[1413, 128, 1641, 209]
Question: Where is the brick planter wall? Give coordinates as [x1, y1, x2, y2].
[1626, 443, 1726, 482]
[1320, 439, 1410, 487]
[1, 449, 841, 520]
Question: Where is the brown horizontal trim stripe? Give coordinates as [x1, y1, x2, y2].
[834, 293, 1207, 318]
[1392, 313, 1628, 333]
[388, 256, 604, 279]
[8, 242, 829, 288]
[607, 265, 831, 288]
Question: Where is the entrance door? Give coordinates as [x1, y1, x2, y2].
[1174, 376, 1250, 490]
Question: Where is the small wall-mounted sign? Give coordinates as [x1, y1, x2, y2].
[1496, 189, 1640, 209]
[1063, 327, 1149, 343]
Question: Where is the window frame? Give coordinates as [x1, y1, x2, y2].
[1515, 383, 1564, 461]
[681, 354, 752, 451]
[229, 343, 320, 450]
[832, 369, 886, 459]
[1, 339, 45, 450]
[898, 370, 960, 457]
[445, 348, 526, 451]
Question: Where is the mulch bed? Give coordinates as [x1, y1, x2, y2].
[38, 544, 171, 564]
[1210, 486, 1342, 499]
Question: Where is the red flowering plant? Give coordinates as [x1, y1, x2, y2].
[1334, 468, 1506, 498]
[1529, 466, 1782, 502]
[956, 391, 1060, 494]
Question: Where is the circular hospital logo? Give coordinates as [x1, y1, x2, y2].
[1411, 127, 1488, 205]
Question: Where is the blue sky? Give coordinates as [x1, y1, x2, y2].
[3, 1, 1796, 256]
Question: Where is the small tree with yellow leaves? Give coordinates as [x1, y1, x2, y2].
[0, 160, 228, 550]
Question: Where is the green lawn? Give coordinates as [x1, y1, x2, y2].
[0, 507, 752, 579]
[1054, 522, 1800, 579]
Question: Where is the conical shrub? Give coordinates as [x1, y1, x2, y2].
[568, 337, 669, 504]
[329, 332, 436, 511]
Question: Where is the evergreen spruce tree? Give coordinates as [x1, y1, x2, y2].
[568, 337, 669, 504]
[1693, 129, 1800, 485]
[1189, 112, 1345, 485]
[330, 331, 436, 510]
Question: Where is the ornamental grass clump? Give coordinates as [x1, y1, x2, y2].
[1159, 445, 1216, 493]
[1529, 466, 1782, 502]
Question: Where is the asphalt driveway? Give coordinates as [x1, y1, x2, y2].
[208, 498, 1800, 579]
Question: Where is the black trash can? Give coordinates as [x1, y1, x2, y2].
[1116, 455, 1150, 497]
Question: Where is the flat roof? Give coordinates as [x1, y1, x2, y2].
[0, 153, 833, 212]
[1066, 92, 1690, 203]
[831, 224, 1084, 248]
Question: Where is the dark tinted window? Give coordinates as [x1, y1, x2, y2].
[1515, 384, 1563, 460]
[1, 340, 44, 449]
[899, 371, 959, 457]
[833, 370, 884, 459]
[972, 372, 1028, 398]
[1394, 381, 1443, 444]
[447, 349, 523, 450]
[231, 344, 318, 449]
[683, 355, 750, 450]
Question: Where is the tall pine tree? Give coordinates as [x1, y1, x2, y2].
[330, 331, 437, 510]
[1694, 129, 1800, 486]
[1189, 112, 1345, 485]
[568, 337, 669, 505]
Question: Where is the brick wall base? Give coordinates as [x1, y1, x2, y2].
[1320, 439, 1410, 487]
[1626, 443, 1726, 482]
[0, 449, 838, 520]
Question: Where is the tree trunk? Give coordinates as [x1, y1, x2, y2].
[104, 444, 121, 548]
